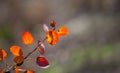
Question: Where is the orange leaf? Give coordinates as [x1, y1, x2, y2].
[25, 70, 34, 73]
[0, 49, 7, 60]
[22, 31, 34, 45]
[58, 26, 68, 36]
[46, 30, 59, 45]
[10, 46, 23, 56]
[15, 67, 19, 73]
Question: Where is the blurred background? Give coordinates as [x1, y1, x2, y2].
[0, 0, 120, 73]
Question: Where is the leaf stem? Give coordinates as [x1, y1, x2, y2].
[27, 45, 30, 54]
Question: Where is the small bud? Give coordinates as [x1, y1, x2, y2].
[50, 20, 56, 27]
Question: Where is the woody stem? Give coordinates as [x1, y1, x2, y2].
[24, 46, 38, 60]
[42, 37, 47, 43]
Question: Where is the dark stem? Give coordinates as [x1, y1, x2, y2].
[24, 46, 38, 60]
[42, 37, 47, 43]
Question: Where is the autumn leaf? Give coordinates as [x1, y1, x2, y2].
[25, 70, 34, 73]
[14, 56, 24, 66]
[14, 67, 20, 73]
[22, 31, 34, 45]
[58, 26, 68, 36]
[10, 46, 23, 56]
[46, 30, 59, 45]
[0, 49, 7, 60]
[36, 56, 50, 68]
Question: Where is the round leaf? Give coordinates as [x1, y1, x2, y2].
[10, 46, 23, 56]
[58, 26, 68, 36]
[14, 56, 24, 66]
[0, 49, 7, 60]
[22, 31, 34, 45]
[36, 56, 50, 68]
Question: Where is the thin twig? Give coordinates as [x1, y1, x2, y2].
[24, 46, 38, 60]
[42, 37, 47, 43]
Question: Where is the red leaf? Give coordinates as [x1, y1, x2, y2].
[36, 56, 50, 68]
[38, 44, 45, 55]
[37, 41, 45, 54]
